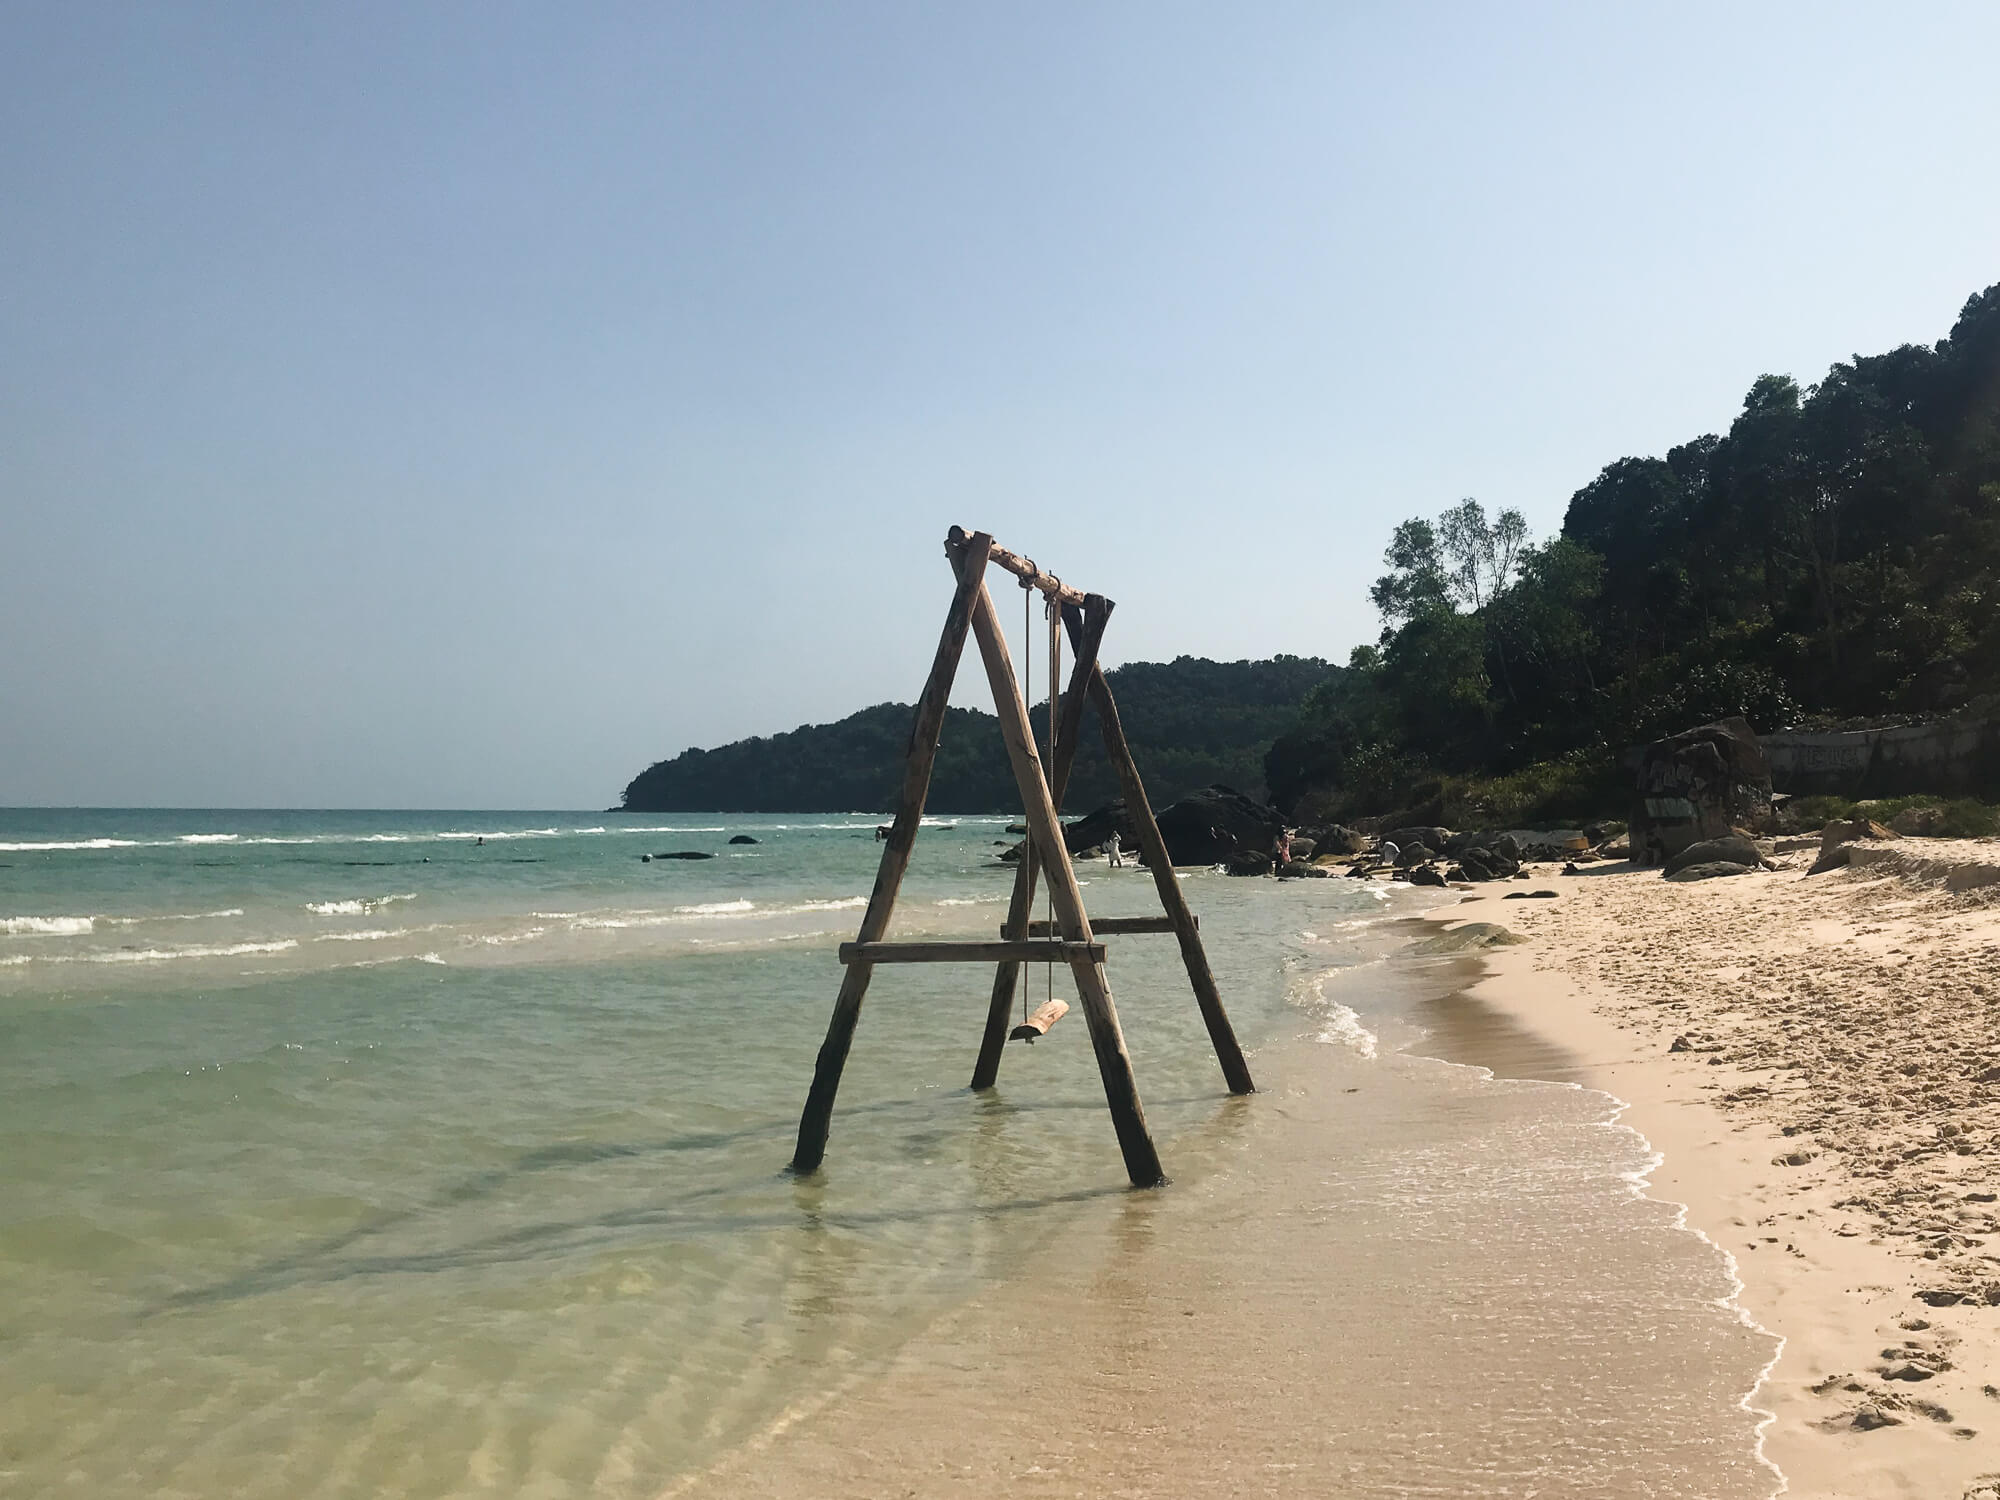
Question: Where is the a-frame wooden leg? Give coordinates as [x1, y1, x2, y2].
[971, 596, 1113, 1090]
[789, 532, 995, 1176]
[1085, 658, 1256, 1095]
[966, 581, 1166, 1188]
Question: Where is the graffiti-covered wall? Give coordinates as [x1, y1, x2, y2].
[1762, 718, 2000, 797]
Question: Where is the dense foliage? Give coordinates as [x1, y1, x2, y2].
[621, 655, 1338, 813]
[1268, 282, 2000, 820]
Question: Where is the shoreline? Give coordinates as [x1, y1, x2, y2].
[665, 888, 1783, 1499]
[1433, 856, 2000, 1500]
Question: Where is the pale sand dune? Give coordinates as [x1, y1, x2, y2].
[1450, 846, 2000, 1500]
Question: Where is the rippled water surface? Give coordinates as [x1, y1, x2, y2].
[0, 810, 1773, 1497]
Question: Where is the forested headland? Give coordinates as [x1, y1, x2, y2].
[620, 655, 1338, 813]
[626, 282, 2000, 823]
[1266, 280, 2000, 825]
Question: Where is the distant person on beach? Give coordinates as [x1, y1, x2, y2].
[1274, 830, 1291, 869]
[1109, 842, 1124, 867]
[1380, 840, 1400, 866]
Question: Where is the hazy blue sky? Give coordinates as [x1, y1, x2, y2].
[5, 3, 1997, 808]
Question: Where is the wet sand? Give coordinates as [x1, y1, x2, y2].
[1446, 848, 2000, 1500]
[667, 947, 1776, 1499]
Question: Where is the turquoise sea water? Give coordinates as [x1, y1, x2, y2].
[0, 809, 1776, 1497]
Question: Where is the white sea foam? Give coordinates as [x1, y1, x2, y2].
[103, 908, 245, 926]
[477, 927, 546, 946]
[673, 900, 756, 916]
[1316, 1001, 1380, 1058]
[305, 894, 416, 917]
[438, 828, 559, 841]
[414, 953, 446, 965]
[0, 915, 96, 936]
[89, 940, 299, 964]
[177, 833, 240, 844]
[789, 897, 866, 912]
[0, 838, 140, 852]
[312, 929, 408, 943]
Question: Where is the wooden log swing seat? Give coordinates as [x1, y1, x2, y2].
[788, 526, 1255, 1190]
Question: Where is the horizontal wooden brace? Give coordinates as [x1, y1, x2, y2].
[1021, 915, 1193, 937]
[946, 525, 1097, 608]
[839, 939, 1107, 966]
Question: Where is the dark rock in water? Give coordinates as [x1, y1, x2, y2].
[1663, 860, 1755, 881]
[1226, 850, 1275, 877]
[728, 835, 760, 845]
[1407, 865, 1447, 886]
[1663, 835, 1766, 876]
[1278, 860, 1326, 879]
[1152, 784, 1283, 867]
[1631, 717, 1773, 865]
[1062, 800, 1137, 857]
[641, 854, 651, 862]
[1006, 823, 1028, 834]
[1385, 826, 1451, 858]
[653, 850, 715, 861]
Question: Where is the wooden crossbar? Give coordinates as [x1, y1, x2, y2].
[839, 940, 1105, 965]
[947, 524, 1089, 607]
[1022, 916, 1188, 936]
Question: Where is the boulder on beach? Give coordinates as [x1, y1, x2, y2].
[1300, 823, 1366, 855]
[1152, 785, 1284, 867]
[1406, 865, 1447, 887]
[1226, 849, 1275, 877]
[1664, 860, 1757, 881]
[1384, 826, 1451, 857]
[1402, 922, 1525, 955]
[1631, 717, 1773, 865]
[1807, 817, 1895, 874]
[1662, 834, 1769, 876]
[1277, 859, 1328, 879]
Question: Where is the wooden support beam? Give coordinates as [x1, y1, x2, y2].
[946, 524, 1091, 608]
[790, 532, 994, 1177]
[1076, 597, 1255, 1096]
[967, 578, 1166, 1188]
[972, 594, 1112, 1091]
[1010, 997, 1069, 1040]
[839, 940, 1105, 965]
[1024, 915, 1189, 937]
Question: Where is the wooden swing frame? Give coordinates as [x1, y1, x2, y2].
[789, 526, 1254, 1190]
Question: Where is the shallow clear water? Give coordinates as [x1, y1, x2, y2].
[0, 810, 1773, 1497]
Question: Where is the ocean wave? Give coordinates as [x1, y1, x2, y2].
[89, 940, 299, 965]
[176, 833, 240, 844]
[1316, 1000, 1380, 1058]
[789, 896, 867, 912]
[936, 896, 1002, 907]
[0, 915, 96, 936]
[103, 908, 245, 926]
[0, 838, 140, 852]
[673, 899, 756, 916]
[438, 829, 559, 841]
[312, 929, 409, 943]
[414, 952, 446, 965]
[477, 928, 547, 946]
[305, 893, 417, 916]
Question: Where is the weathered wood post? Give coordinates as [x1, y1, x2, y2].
[789, 532, 994, 1176]
[966, 578, 1166, 1188]
[1071, 599, 1255, 1096]
[971, 595, 1111, 1090]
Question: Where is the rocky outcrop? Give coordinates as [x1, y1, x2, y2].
[1151, 785, 1284, 867]
[1631, 717, 1774, 865]
[1300, 823, 1366, 856]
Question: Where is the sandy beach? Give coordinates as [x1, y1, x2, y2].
[1451, 843, 2000, 1499]
[667, 842, 2000, 1500]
